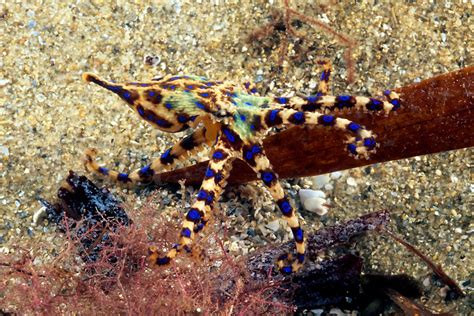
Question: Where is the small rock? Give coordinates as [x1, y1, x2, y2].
[324, 183, 333, 191]
[310, 309, 324, 316]
[36, 94, 46, 102]
[423, 277, 430, 287]
[266, 219, 280, 232]
[346, 177, 357, 186]
[0, 146, 9, 158]
[0, 79, 10, 87]
[330, 171, 342, 179]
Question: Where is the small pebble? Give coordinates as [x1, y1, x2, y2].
[265, 219, 280, 232]
[346, 177, 357, 186]
[423, 277, 431, 287]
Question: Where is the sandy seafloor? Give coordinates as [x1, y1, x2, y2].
[0, 0, 472, 314]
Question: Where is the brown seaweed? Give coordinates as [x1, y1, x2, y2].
[384, 229, 465, 299]
[157, 66, 474, 185]
[245, 210, 390, 281]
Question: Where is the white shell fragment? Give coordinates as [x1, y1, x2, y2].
[32, 205, 47, 225]
[299, 189, 329, 216]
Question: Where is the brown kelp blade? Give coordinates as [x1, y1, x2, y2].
[157, 66, 474, 185]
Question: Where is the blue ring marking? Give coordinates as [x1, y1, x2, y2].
[223, 128, 236, 143]
[197, 190, 208, 200]
[161, 148, 171, 159]
[195, 101, 206, 110]
[194, 222, 205, 232]
[156, 119, 170, 127]
[307, 95, 318, 103]
[363, 138, 376, 149]
[383, 89, 391, 96]
[181, 228, 192, 238]
[276, 97, 289, 104]
[177, 115, 188, 123]
[347, 143, 357, 154]
[269, 109, 279, 122]
[206, 194, 214, 204]
[205, 82, 214, 86]
[239, 114, 246, 121]
[322, 115, 334, 124]
[137, 106, 145, 116]
[280, 200, 292, 216]
[245, 150, 253, 161]
[200, 92, 210, 97]
[347, 122, 361, 133]
[292, 111, 304, 123]
[190, 115, 197, 122]
[107, 85, 121, 92]
[338, 95, 351, 102]
[139, 164, 153, 177]
[187, 85, 195, 90]
[148, 91, 156, 97]
[187, 209, 201, 222]
[261, 171, 274, 184]
[293, 228, 304, 242]
[391, 99, 400, 110]
[205, 168, 214, 178]
[157, 257, 171, 265]
[214, 173, 223, 183]
[98, 167, 109, 175]
[250, 88, 258, 94]
[169, 76, 181, 81]
[251, 145, 261, 154]
[117, 173, 130, 182]
[122, 91, 131, 100]
[212, 151, 224, 160]
[320, 70, 330, 81]
[244, 102, 253, 106]
[296, 253, 305, 263]
[281, 266, 292, 274]
[165, 103, 173, 110]
[367, 99, 383, 111]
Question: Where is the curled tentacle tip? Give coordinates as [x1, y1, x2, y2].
[82, 72, 98, 82]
